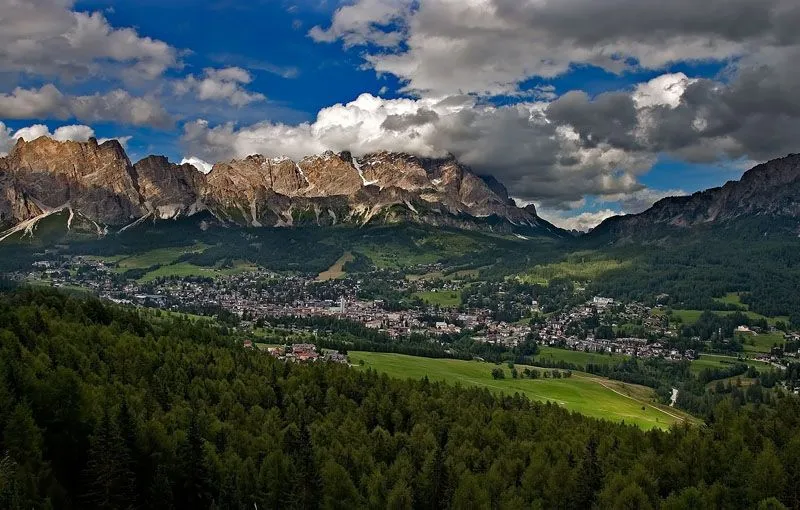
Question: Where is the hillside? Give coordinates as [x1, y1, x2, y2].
[590, 154, 800, 240]
[1, 287, 798, 509]
[0, 136, 564, 237]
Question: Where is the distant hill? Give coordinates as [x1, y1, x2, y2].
[590, 154, 800, 241]
[0, 136, 566, 240]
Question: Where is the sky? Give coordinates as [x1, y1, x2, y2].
[2, 0, 799, 230]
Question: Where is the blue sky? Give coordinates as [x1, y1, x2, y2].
[1, 0, 797, 230]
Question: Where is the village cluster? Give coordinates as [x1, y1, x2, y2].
[14, 255, 796, 366]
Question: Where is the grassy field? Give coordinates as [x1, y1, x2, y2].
[82, 244, 259, 282]
[355, 230, 482, 269]
[349, 352, 697, 430]
[317, 251, 354, 281]
[137, 261, 256, 282]
[739, 331, 785, 353]
[669, 309, 705, 324]
[413, 290, 461, 307]
[670, 293, 789, 326]
[519, 251, 630, 284]
[689, 353, 772, 374]
[110, 244, 208, 272]
[715, 292, 745, 307]
[535, 346, 629, 367]
[406, 268, 481, 282]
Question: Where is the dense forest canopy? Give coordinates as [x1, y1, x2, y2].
[0, 288, 799, 509]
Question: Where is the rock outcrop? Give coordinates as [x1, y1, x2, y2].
[0, 135, 558, 235]
[134, 156, 207, 219]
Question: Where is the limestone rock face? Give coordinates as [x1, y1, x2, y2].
[298, 151, 362, 197]
[3, 137, 143, 225]
[357, 151, 433, 191]
[0, 136, 558, 235]
[0, 170, 43, 228]
[134, 156, 207, 219]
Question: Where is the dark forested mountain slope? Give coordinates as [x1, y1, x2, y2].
[1, 287, 800, 509]
[591, 153, 800, 240]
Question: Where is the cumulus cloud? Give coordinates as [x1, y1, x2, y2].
[538, 208, 621, 232]
[309, 0, 411, 48]
[181, 93, 650, 208]
[599, 188, 687, 214]
[0, 85, 172, 128]
[0, 0, 179, 81]
[174, 67, 266, 107]
[180, 156, 213, 174]
[311, 0, 799, 96]
[303, 0, 800, 223]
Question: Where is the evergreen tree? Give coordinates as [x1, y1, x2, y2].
[82, 408, 137, 509]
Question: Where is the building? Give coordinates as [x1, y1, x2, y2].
[592, 296, 614, 309]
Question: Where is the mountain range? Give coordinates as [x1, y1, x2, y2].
[0, 136, 560, 238]
[1, 135, 799, 242]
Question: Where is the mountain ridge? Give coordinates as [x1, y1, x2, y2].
[590, 153, 800, 240]
[0, 136, 564, 238]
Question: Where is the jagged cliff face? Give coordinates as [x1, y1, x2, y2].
[0, 137, 143, 225]
[0, 136, 549, 235]
[592, 153, 800, 239]
[134, 156, 206, 219]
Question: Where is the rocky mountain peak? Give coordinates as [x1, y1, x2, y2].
[0, 136, 556, 235]
[2, 136, 141, 225]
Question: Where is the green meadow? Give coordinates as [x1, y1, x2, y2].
[535, 346, 629, 367]
[136, 261, 256, 282]
[316, 251, 355, 281]
[738, 331, 786, 353]
[689, 353, 772, 374]
[669, 293, 790, 326]
[110, 244, 208, 271]
[412, 290, 462, 307]
[349, 351, 697, 430]
[518, 251, 630, 285]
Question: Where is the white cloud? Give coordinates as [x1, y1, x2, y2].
[174, 67, 266, 107]
[0, 0, 179, 81]
[180, 156, 213, 174]
[537, 186, 687, 230]
[0, 85, 172, 128]
[309, 0, 411, 48]
[599, 187, 686, 214]
[12, 123, 94, 142]
[181, 93, 650, 208]
[311, 0, 795, 97]
[538, 208, 621, 232]
[0, 85, 69, 119]
[0, 122, 14, 156]
[632, 73, 697, 109]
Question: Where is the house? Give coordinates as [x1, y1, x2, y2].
[327, 353, 348, 364]
[243, 339, 254, 349]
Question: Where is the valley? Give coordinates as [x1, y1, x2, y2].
[1, 137, 799, 496]
[5, 1, 800, 506]
[1, 142, 799, 509]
